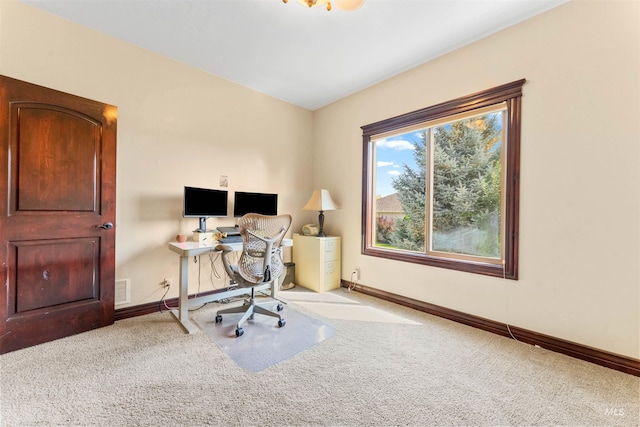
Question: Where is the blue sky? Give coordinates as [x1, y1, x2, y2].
[374, 112, 504, 197]
[375, 131, 421, 197]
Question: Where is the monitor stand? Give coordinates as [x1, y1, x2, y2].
[195, 217, 208, 233]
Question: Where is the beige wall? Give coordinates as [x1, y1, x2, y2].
[314, 0, 640, 359]
[0, 0, 314, 306]
[2, 0, 638, 360]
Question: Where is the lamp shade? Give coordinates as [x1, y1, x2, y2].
[302, 189, 339, 211]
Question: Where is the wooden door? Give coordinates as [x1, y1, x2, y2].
[0, 75, 117, 354]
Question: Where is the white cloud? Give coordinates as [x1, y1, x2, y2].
[377, 161, 394, 167]
[388, 170, 401, 176]
[376, 139, 414, 150]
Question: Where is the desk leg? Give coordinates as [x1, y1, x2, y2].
[169, 255, 199, 334]
[270, 277, 289, 308]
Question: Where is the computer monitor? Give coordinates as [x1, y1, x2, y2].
[233, 191, 278, 217]
[183, 186, 228, 232]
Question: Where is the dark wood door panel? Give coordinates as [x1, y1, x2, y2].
[10, 238, 100, 314]
[0, 297, 109, 354]
[14, 105, 100, 212]
[6, 101, 106, 239]
[0, 75, 117, 354]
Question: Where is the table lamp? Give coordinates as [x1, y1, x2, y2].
[302, 189, 338, 237]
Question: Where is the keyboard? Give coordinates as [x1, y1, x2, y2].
[221, 235, 243, 244]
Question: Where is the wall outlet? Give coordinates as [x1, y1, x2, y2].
[351, 268, 360, 282]
[162, 277, 172, 289]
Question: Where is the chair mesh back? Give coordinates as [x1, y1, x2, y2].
[237, 213, 292, 284]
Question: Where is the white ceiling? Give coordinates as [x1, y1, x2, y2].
[19, 0, 568, 111]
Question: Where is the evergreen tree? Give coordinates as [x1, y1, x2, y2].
[389, 113, 502, 255]
[389, 132, 426, 251]
[432, 115, 501, 232]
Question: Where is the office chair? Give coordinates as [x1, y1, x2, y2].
[214, 213, 292, 337]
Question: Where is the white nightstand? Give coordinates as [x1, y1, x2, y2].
[292, 234, 341, 293]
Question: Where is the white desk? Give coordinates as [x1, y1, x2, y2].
[167, 239, 292, 333]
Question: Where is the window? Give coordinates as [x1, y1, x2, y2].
[361, 80, 524, 279]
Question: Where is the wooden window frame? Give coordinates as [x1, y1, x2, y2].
[361, 79, 525, 279]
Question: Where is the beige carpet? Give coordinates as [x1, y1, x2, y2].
[1, 288, 638, 426]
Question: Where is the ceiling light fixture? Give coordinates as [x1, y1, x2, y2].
[282, 0, 365, 12]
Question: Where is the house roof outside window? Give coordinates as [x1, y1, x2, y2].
[376, 193, 403, 216]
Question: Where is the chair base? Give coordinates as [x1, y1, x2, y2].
[215, 287, 285, 337]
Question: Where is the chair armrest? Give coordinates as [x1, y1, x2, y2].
[215, 244, 237, 280]
[215, 244, 234, 253]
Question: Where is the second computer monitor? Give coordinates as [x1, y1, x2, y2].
[233, 191, 278, 217]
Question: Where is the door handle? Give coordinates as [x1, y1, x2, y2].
[98, 222, 113, 230]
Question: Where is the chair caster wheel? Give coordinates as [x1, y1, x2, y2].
[215, 314, 222, 323]
[235, 328, 244, 337]
[278, 319, 286, 328]
[276, 304, 284, 311]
